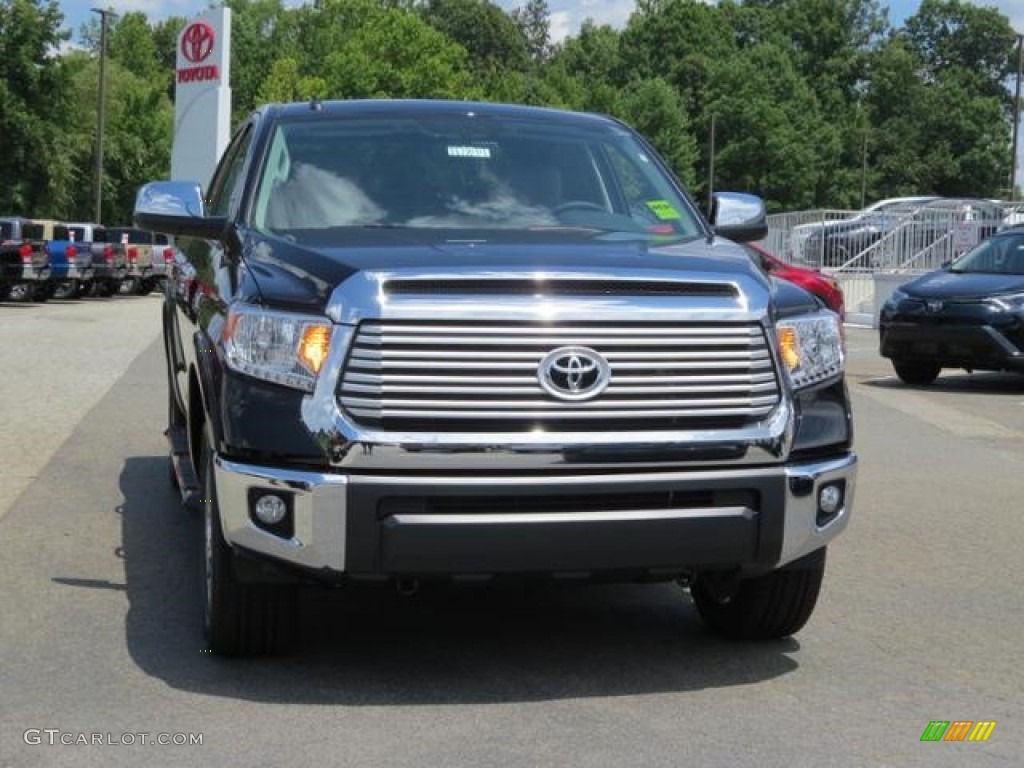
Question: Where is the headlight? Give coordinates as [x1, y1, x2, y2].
[776, 311, 844, 389]
[987, 292, 1024, 312]
[884, 288, 908, 308]
[223, 305, 332, 392]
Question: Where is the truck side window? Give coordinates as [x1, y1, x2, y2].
[207, 125, 254, 218]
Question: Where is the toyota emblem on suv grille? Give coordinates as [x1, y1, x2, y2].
[538, 346, 611, 401]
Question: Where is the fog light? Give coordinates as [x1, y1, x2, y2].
[254, 494, 287, 525]
[818, 483, 843, 516]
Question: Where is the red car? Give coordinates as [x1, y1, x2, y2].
[743, 243, 845, 318]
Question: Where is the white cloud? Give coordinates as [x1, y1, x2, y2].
[576, 0, 634, 29]
[497, 1, 637, 42]
[549, 10, 572, 44]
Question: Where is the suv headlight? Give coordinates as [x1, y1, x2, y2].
[223, 305, 332, 392]
[776, 311, 844, 389]
[987, 292, 1024, 312]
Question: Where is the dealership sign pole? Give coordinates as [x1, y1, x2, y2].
[170, 7, 232, 190]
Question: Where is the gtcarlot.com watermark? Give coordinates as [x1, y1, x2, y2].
[24, 729, 203, 746]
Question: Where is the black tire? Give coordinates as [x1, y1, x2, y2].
[167, 373, 183, 493]
[31, 284, 53, 302]
[6, 282, 32, 302]
[53, 280, 78, 300]
[200, 436, 297, 656]
[691, 548, 827, 640]
[892, 359, 940, 386]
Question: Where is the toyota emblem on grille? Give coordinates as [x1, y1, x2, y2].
[538, 346, 611, 401]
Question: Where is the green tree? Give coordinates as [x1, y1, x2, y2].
[418, 0, 530, 74]
[0, 0, 74, 215]
[511, 0, 551, 62]
[256, 56, 327, 103]
[620, 0, 736, 125]
[61, 50, 173, 223]
[868, 1, 1016, 197]
[107, 11, 161, 83]
[320, 6, 477, 99]
[903, 0, 1017, 99]
[704, 42, 827, 210]
[619, 77, 698, 187]
[225, 0, 287, 120]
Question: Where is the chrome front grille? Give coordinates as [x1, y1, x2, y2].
[338, 321, 781, 432]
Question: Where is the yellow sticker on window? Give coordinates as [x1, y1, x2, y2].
[646, 200, 680, 220]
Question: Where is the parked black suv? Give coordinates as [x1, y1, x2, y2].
[880, 227, 1024, 384]
[135, 100, 856, 655]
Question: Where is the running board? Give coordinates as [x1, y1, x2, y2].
[165, 425, 202, 512]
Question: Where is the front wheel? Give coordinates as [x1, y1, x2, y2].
[691, 548, 826, 640]
[892, 359, 940, 386]
[200, 436, 297, 656]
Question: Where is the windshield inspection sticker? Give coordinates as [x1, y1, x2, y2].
[646, 200, 680, 220]
[447, 146, 491, 158]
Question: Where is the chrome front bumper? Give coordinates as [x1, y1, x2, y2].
[213, 452, 856, 580]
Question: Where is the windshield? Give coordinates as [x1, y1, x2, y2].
[951, 234, 1024, 274]
[250, 114, 703, 243]
[0, 221, 12, 241]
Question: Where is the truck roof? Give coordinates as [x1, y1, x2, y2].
[264, 99, 620, 129]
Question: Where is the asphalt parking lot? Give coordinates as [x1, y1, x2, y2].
[1, 300, 1022, 767]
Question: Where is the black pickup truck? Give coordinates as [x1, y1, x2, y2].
[0, 216, 51, 301]
[136, 100, 856, 656]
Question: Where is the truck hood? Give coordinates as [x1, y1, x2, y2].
[240, 228, 774, 321]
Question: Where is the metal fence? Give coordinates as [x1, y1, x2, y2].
[762, 200, 1024, 326]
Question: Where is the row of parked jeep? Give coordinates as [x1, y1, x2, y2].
[0, 216, 174, 302]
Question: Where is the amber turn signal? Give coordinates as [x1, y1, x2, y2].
[777, 326, 799, 371]
[298, 325, 331, 375]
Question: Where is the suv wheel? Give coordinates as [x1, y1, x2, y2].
[200, 436, 297, 656]
[892, 359, 940, 386]
[691, 548, 826, 640]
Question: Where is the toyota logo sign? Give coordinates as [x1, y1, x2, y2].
[537, 346, 611, 401]
[180, 21, 215, 64]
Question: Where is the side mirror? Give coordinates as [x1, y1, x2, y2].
[710, 192, 768, 243]
[134, 181, 228, 239]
